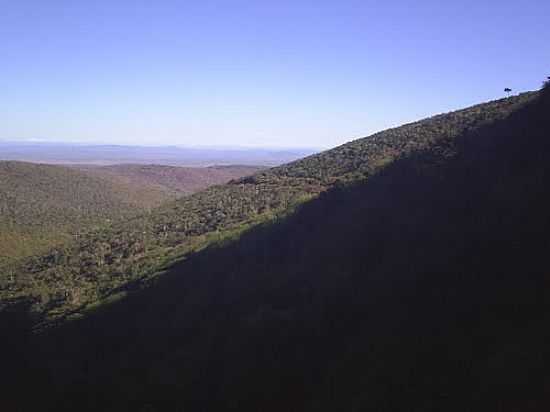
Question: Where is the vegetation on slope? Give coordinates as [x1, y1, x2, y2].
[77, 164, 264, 197]
[0, 91, 539, 321]
[3, 86, 550, 411]
[0, 161, 169, 264]
[0, 162, 260, 275]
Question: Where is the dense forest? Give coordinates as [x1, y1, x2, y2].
[1, 86, 549, 411]
[0, 162, 259, 293]
[0, 161, 165, 265]
[0, 91, 538, 323]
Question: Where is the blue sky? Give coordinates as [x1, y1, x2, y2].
[1, 0, 548, 149]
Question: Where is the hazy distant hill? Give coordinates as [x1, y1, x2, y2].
[3, 87, 549, 411]
[0, 142, 315, 166]
[76, 164, 264, 197]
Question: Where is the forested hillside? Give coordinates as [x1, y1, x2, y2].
[0, 162, 259, 274]
[76, 164, 264, 197]
[0, 91, 539, 322]
[0, 161, 168, 265]
[3, 86, 549, 411]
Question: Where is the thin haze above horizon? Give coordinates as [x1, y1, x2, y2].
[1, 0, 548, 149]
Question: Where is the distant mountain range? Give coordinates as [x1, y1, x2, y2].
[0, 141, 316, 166]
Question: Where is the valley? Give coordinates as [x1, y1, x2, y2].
[0, 161, 260, 271]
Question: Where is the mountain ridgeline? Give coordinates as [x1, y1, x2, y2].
[1, 88, 550, 411]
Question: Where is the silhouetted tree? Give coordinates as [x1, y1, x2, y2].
[504, 87, 512, 96]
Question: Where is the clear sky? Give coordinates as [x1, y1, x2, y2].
[1, 0, 548, 149]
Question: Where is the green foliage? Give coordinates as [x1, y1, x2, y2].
[0, 161, 172, 264]
[0, 91, 540, 322]
[0, 162, 259, 271]
[269, 91, 537, 183]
